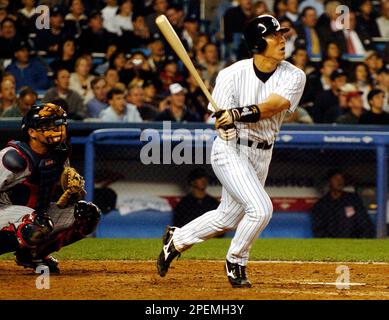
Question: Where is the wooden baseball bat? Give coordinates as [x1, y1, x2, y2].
[155, 14, 220, 112]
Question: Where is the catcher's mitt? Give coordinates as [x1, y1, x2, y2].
[56, 167, 86, 208]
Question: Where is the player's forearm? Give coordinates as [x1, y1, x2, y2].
[255, 100, 290, 120]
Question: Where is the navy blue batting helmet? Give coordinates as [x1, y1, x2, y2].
[243, 15, 289, 54]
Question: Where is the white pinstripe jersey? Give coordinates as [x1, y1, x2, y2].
[209, 58, 306, 143]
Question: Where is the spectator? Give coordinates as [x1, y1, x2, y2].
[127, 85, 158, 121]
[160, 58, 184, 92]
[0, 17, 25, 60]
[322, 41, 349, 71]
[173, 168, 219, 228]
[16, 0, 39, 37]
[253, 1, 270, 16]
[312, 68, 347, 123]
[34, 6, 69, 56]
[147, 37, 166, 73]
[143, 79, 161, 107]
[200, 43, 225, 88]
[311, 170, 375, 238]
[298, 0, 324, 17]
[105, 67, 120, 92]
[49, 38, 77, 73]
[376, 65, 389, 112]
[181, 14, 199, 51]
[79, 10, 117, 54]
[118, 13, 151, 52]
[5, 41, 50, 91]
[155, 83, 201, 122]
[336, 84, 364, 124]
[186, 67, 209, 121]
[356, 0, 380, 38]
[273, 0, 287, 18]
[191, 32, 210, 65]
[125, 51, 155, 88]
[302, 58, 338, 109]
[145, 0, 169, 34]
[349, 62, 373, 110]
[359, 89, 389, 125]
[95, 44, 118, 75]
[69, 56, 95, 102]
[1, 86, 37, 117]
[99, 87, 142, 122]
[376, 0, 389, 38]
[0, 79, 17, 115]
[284, 0, 299, 23]
[86, 77, 108, 118]
[333, 11, 373, 56]
[42, 68, 86, 120]
[165, 5, 184, 36]
[316, 1, 341, 41]
[110, 0, 134, 36]
[223, 0, 254, 60]
[64, 0, 88, 39]
[279, 17, 297, 59]
[295, 7, 322, 58]
[102, 0, 119, 33]
[364, 50, 381, 83]
[289, 47, 315, 75]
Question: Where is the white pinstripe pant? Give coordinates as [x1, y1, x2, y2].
[173, 137, 273, 265]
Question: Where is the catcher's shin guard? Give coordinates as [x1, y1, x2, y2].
[33, 201, 101, 258]
[0, 229, 19, 255]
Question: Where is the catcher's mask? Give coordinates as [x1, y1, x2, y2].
[21, 103, 68, 147]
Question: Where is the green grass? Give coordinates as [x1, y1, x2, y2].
[1, 238, 389, 262]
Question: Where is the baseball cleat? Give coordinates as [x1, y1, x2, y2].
[15, 249, 60, 274]
[225, 259, 252, 288]
[157, 226, 180, 277]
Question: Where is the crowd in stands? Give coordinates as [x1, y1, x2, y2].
[0, 0, 388, 125]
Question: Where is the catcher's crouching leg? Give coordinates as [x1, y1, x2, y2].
[34, 201, 101, 259]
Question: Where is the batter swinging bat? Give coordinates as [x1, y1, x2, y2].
[155, 14, 220, 112]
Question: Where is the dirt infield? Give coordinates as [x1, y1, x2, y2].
[1, 260, 389, 300]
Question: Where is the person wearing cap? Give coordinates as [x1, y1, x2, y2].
[173, 168, 220, 228]
[99, 87, 142, 122]
[376, 65, 389, 113]
[5, 41, 50, 91]
[147, 37, 166, 73]
[1, 86, 37, 118]
[359, 88, 389, 125]
[155, 83, 200, 122]
[313, 68, 347, 123]
[34, 6, 69, 56]
[336, 84, 364, 124]
[78, 11, 117, 54]
[311, 170, 375, 238]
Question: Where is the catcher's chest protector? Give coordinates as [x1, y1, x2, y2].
[6, 140, 69, 213]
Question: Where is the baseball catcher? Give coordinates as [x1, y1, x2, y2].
[0, 103, 101, 273]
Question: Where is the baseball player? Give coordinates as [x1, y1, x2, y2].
[0, 103, 101, 273]
[157, 15, 306, 288]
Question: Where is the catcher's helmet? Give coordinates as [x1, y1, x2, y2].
[21, 103, 68, 145]
[243, 15, 289, 54]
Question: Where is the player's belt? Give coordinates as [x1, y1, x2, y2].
[236, 138, 273, 150]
